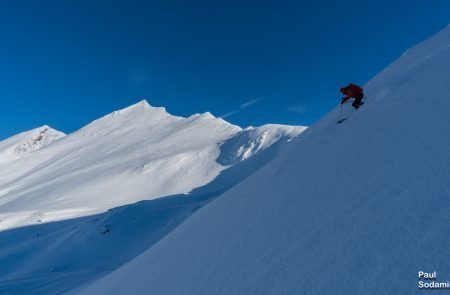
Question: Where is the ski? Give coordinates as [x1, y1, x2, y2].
[337, 99, 366, 124]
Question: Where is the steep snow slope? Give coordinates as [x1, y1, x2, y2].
[79, 26, 450, 295]
[0, 126, 301, 295]
[0, 100, 304, 231]
[218, 124, 301, 165]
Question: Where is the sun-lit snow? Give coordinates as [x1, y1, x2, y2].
[77, 25, 450, 295]
[0, 100, 304, 231]
[0, 99, 305, 294]
[0, 126, 65, 162]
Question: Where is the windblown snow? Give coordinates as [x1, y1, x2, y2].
[0, 100, 305, 294]
[77, 25, 450, 295]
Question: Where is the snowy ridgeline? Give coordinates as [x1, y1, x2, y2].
[0, 100, 305, 294]
[76, 25, 450, 294]
[0, 126, 65, 161]
[0, 100, 305, 231]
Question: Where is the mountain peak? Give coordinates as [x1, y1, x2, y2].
[112, 99, 167, 115]
[128, 99, 151, 109]
[187, 112, 217, 121]
[76, 100, 177, 136]
[0, 125, 65, 161]
[184, 112, 242, 134]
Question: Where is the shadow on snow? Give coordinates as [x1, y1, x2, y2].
[0, 139, 290, 295]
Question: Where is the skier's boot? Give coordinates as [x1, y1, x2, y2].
[352, 102, 360, 109]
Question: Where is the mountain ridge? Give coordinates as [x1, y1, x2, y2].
[0, 100, 305, 230]
[0, 126, 65, 162]
[0, 99, 306, 294]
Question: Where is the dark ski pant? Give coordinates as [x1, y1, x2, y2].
[352, 93, 364, 109]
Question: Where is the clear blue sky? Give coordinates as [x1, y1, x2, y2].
[0, 1, 449, 139]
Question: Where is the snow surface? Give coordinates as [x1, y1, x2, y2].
[0, 100, 305, 294]
[0, 126, 65, 162]
[0, 100, 304, 231]
[78, 25, 450, 295]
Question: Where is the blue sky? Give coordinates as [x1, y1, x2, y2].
[0, 1, 449, 139]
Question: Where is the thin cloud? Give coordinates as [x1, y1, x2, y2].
[221, 110, 240, 118]
[130, 71, 153, 83]
[240, 98, 261, 108]
[287, 104, 307, 114]
[221, 98, 263, 119]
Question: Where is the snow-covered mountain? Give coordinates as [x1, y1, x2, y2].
[0, 126, 65, 162]
[0, 100, 305, 294]
[0, 100, 304, 231]
[77, 26, 450, 295]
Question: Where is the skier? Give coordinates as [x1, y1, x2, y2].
[340, 83, 365, 109]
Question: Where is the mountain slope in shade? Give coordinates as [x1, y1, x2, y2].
[78, 26, 450, 295]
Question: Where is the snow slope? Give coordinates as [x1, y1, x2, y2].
[78, 26, 450, 295]
[0, 100, 304, 231]
[0, 100, 305, 294]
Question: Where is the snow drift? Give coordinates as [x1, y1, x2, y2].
[78, 26, 450, 295]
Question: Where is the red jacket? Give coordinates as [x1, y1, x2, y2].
[341, 84, 363, 102]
